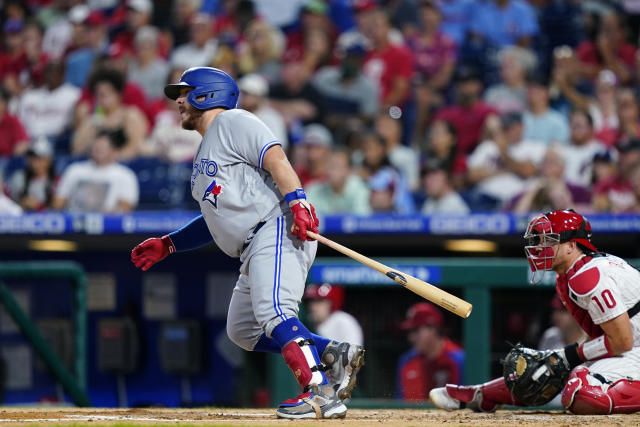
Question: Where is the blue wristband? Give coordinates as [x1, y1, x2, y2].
[284, 189, 306, 204]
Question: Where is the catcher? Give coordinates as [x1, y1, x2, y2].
[430, 209, 640, 414]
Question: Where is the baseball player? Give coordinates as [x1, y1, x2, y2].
[430, 209, 640, 414]
[304, 284, 364, 346]
[130, 67, 365, 419]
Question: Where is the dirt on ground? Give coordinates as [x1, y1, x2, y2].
[0, 407, 637, 426]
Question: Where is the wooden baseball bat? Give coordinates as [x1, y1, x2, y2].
[307, 231, 472, 318]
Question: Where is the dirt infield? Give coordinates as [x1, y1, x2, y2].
[0, 407, 638, 426]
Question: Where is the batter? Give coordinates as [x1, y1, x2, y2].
[131, 67, 365, 419]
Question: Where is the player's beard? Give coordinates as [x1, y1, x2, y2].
[180, 104, 204, 130]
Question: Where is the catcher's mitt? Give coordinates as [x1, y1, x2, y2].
[502, 344, 570, 406]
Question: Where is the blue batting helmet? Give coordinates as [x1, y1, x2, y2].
[164, 67, 239, 110]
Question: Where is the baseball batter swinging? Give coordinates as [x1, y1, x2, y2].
[130, 67, 365, 419]
[430, 209, 640, 414]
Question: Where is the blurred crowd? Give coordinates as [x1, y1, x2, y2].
[2, 0, 640, 215]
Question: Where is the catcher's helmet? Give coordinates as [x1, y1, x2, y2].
[304, 284, 345, 312]
[524, 209, 597, 283]
[164, 67, 239, 110]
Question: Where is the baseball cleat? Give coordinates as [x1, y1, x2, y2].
[276, 384, 347, 419]
[429, 386, 463, 411]
[321, 341, 366, 400]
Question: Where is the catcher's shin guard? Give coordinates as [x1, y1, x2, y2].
[562, 367, 640, 414]
[431, 378, 521, 412]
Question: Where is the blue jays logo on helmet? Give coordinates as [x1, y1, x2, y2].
[164, 67, 239, 110]
[203, 179, 222, 208]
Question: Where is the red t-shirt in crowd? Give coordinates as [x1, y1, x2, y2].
[593, 174, 635, 212]
[576, 40, 637, 70]
[407, 32, 457, 80]
[0, 113, 29, 156]
[396, 338, 464, 401]
[363, 43, 414, 104]
[434, 102, 497, 161]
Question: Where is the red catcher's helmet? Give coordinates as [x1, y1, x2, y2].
[524, 209, 597, 283]
[303, 284, 345, 312]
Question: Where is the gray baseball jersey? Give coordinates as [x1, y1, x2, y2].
[191, 109, 317, 348]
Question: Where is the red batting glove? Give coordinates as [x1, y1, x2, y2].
[131, 235, 175, 271]
[290, 199, 320, 241]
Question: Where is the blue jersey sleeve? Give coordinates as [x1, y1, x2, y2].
[168, 215, 213, 252]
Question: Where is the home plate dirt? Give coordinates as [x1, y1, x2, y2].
[0, 408, 638, 426]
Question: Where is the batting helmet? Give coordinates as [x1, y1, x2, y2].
[164, 67, 239, 110]
[524, 209, 597, 282]
[304, 284, 345, 312]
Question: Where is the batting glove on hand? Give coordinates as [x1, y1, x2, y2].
[290, 199, 319, 241]
[131, 235, 175, 271]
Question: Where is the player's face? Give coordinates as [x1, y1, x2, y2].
[176, 87, 203, 130]
[308, 299, 332, 324]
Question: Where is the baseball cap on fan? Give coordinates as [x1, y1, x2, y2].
[302, 124, 333, 147]
[238, 73, 269, 97]
[27, 137, 53, 158]
[127, 0, 153, 14]
[401, 302, 444, 330]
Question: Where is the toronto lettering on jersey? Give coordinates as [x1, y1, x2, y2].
[191, 158, 219, 189]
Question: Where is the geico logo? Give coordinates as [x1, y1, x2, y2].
[0, 214, 66, 233]
[430, 215, 510, 234]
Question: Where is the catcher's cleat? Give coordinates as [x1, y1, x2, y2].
[321, 341, 366, 400]
[429, 386, 463, 411]
[276, 384, 347, 419]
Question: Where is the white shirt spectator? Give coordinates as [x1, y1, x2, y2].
[422, 192, 470, 214]
[128, 59, 170, 100]
[317, 311, 364, 346]
[0, 192, 22, 216]
[56, 161, 139, 212]
[468, 138, 547, 202]
[170, 40, 218, 69]
[145, 109, 202, 163]
[561, 139, 606, 187]
[523, 109, 570, 145]
[18, 83, 80, 139]
[253, 105, 289, 150]
[388, 145, 420, 191]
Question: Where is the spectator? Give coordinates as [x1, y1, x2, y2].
[143, 69, 202, 163]
[237, 19, 284, 84]
[538, 295, 586, 351]
[522, 72, 569, 145]
[170, 13, 218, 69]
[270, 61, 325, 125]
[40, 2, 73, 61]
[306, 148, 371, 215]
[72, 68, 149, 160]
[64, 11, 109, 88]
[616, 88, 640, 146]
[2, 20, 49, 96]
[555, 66, 620, 146]
[0, 174, 22, 216]
[338, 0, 404, 50]
[467, 112, 546, 206]
[170, 0, 203, 48]
[54, 129, 139, 213]
[437, 0, 474, 46]
[629, 164, 640, 213]
[304, 283, 364, 345]
[562, 109, 606, 188]
[362, 9, 413, 110]
[128, 26, 170, 101]
[359, 132, 415, 214]
[0, 86, 29, 157]
[375, 114, 419, 191]
[591, 149, 617, 188]
[575, 11, 636, 85]
[253, 0, 306, 29]
[294, 123, 333, 186]
[592, 138, 640, 212]
[312, 34, 379, 125]
[7, 136, 56, 211]
[468, 0, 539, 48]
[215, 0, 258, 41]
[420, 157, 469, 214]
[17, 60, 80, 143]
[282, 0, 336, 75]
[111, 0, 169, 60]
[433, 66, 497, 168]
[408, 1, 458, 139]
[396, 302, 464, 401]
[238, 73, 288, 149]
[484, 46, 536, 114]
[510, 146, 591, 214]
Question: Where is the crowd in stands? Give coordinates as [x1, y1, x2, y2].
[2, 0, 640, 216]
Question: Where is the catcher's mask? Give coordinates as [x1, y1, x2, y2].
[524, 209, 596, 284]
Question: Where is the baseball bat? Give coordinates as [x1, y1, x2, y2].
[307, 231, 472, 318]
